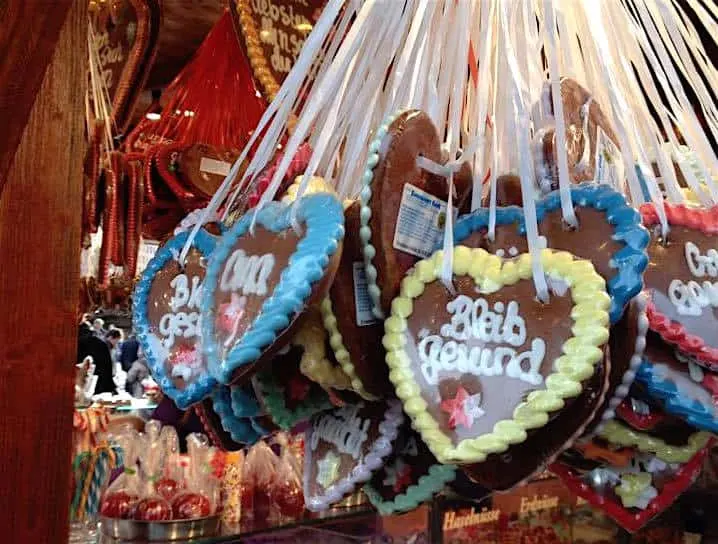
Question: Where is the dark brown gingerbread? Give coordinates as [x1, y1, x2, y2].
[329, 202, 391, 397]
[368, 110, 472, 314]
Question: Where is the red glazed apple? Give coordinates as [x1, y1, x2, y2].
[155, 478, 180, 501]
[100, 491, 138, 519]
[134, 497, 172, 521]
[172, 492, 211, 519]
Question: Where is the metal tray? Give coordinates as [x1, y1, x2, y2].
[100, 515, 221, 541]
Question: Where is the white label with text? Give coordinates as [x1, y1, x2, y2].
[393, 183, 451, 259]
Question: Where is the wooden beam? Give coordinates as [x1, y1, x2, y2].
[0, 0, 74, 194]
[0, 0, 86, 540]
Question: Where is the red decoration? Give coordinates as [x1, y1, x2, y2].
[100, 491, 139, 519]
[133, 497, 172, 521]
[172, 492, 211, 519]
[441, 386, 472, 429]
[393, 464, 413, 493]
[154, 478, 180, 501]
[615, 398, 666, 431]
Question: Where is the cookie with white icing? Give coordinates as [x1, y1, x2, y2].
[202, 193, 344, 385]
[303, 399, 403, 512]
[640, 203, 718, 370]
[384, 246, 611, 465]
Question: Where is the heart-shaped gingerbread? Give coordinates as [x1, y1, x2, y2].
[637, 332, 718, 433]
[455, 182, 649, 323]
[202, 193, 344, 384]
[322, 201, 391, 400]
[532, 78, 621, 191]
[89, 0, 160, 133]
[359, 109, 472, 319]
[551, 429, 713, 532]
[384, 246, 610, 465]
[363, 423, 455, 515]
[133, 229, 217, 408]
[155, 142, 240, 209]
[303, 399, 403, 512]
[641, 203, 718, 369]
[252, 341, 333, 431]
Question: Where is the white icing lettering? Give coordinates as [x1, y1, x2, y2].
[668, 278, 718, 316]
[418, 295, 545, 386]
[685, 242, 718, 278]
[159, 274, 202, 348]
[220, 249, 275, 296]
[310, 404, 370, 460]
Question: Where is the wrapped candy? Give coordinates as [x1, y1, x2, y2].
[171, 433, 217, 519]
[100, 427, 143, 519]
[241, 441, 280, 527]
[272, 437, 305, 521]
[154, 425, 183, 501]
[134, 421, 172, 521]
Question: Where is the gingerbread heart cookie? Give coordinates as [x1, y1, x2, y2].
[641, 203, 718, 369]
[155, 142, 240, 208]
[303, 399, 403, 512]
[252, 341, 333, 431]
[533, 78, 621, 191]
[637, 332, 718, 433]
[133, 229, 217, 408]
[202, 193, 344, 384]
[322, 201, 391, 400]
[360, 109, 472, 318]
[552, 426, 713, 532]
[363, 424, 455, 515]
[384, 246, 610, 465]
[455, 183, 649, 323]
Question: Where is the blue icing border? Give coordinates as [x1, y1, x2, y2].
[363, 462, 455, 515]
[636, 360, 718, 433]
[133, 229, 218, 409]
[202, 193, 345, 384]
[453, 183, 649, 323]
[230, 383, 263, 418]
[211, 386, 266, 445]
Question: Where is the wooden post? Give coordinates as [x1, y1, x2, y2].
[0, 1, 87, 541]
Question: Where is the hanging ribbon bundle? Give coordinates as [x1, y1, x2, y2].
[130, 0, 718, 531]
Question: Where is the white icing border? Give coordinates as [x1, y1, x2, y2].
[303, 399, 404, 512]
[594, 292, 648, 434]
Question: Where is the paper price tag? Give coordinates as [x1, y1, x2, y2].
[200, 157, 232, 177]
[393, 183, 450, 259]
[353, 262, 378, 326]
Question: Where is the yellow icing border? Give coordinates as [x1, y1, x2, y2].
[281, 176, 336, 204]
[294, 314, 352, 391]
[320, 297, 378, 401]
[597, 420, 712, 464]
[383, 247, 611, 464]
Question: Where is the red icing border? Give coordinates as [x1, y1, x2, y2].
[550, 437, 714, 533]
[640, 203, 718, 366]
[615, 398, 666, 431]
